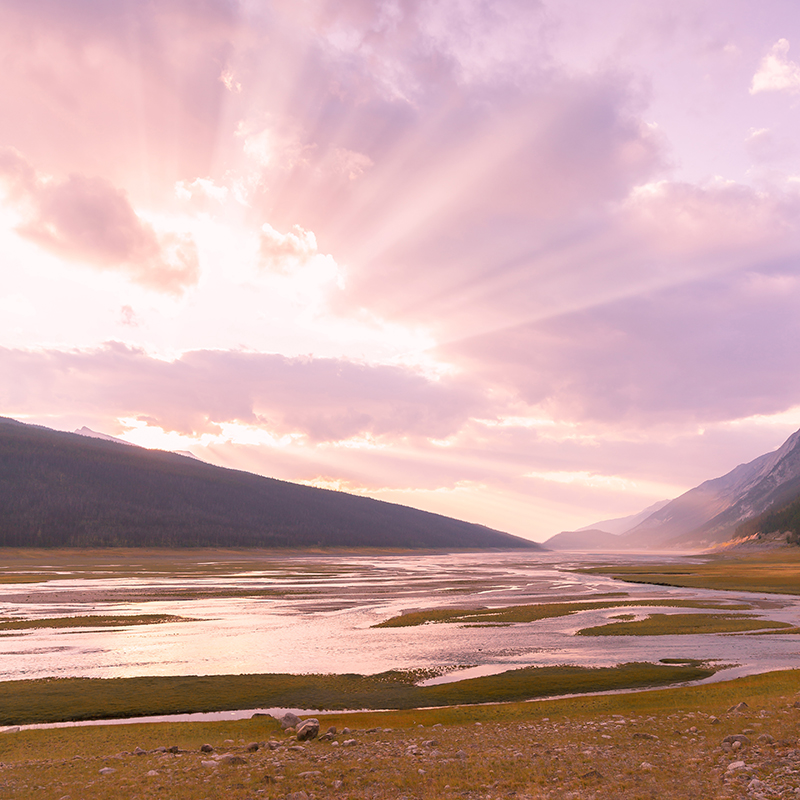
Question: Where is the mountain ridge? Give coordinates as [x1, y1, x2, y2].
[0, 417, 539, 550]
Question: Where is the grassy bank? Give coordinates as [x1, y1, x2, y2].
[0, 614, 192, 631]
[372, 598, 751, 628]
[0, 662, 715, 726]
[577, 549, 800, 595]
[577, 612, 794, 636]
[1, 669, 799, 800]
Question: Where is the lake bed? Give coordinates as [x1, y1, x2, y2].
[1, 550, 798, 684]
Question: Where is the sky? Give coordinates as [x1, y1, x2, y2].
[4, 1, 800, 542]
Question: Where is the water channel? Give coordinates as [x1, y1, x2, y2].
[1, 551, 798, 687]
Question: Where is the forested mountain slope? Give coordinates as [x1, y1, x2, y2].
[0, 418, 538, 550]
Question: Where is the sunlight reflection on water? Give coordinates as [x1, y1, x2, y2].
[0, 551, 798, 683]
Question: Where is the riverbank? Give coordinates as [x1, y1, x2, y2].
[2, 668, 799, 800]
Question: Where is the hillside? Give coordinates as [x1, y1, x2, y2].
[622, 428, 800, 549]
[541, 528, 624, 551]
[0, 418, 539, 550]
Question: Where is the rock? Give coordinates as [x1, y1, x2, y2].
[749, 778, 767, 792]
[246, 742, 259, 752]
[422, 739, 439, 748]
[723, 735, 751, 747]
[281, 712, 302, 730]
[298, 770, 322, 778]
[287, 792, 309, 800]
[267, 740, 280, 750]
[219, 753, 247, 765]
[152, 746, 167, 753]
[326, 725, 337, 735]
[580, 768, 603, 780]
[727, 702, 749, 712]
[168, 745, 180, 753]
[757, 733, 775, 744]
[200, 744, 214, 753]
[343, 739, 357, 747]
[632, 732, 659, 741]
[640, 762, 654, 771]
[318, 732, 335, 741]
[792, 701, 800, 709]
[342, 727, 351, 734]
[133, 746, 147, 756]
[296, 718, 320, 741]
[333, 779, 344, 789]
[289, 745, 306, 752]
[726, 760, 746, 772]
[456, 750, 468, 760]
[1, 727, 20, 734]
[201, 760, 218, 768]
[146, 770, 158, 776]
[710, 716, 721, 724]
[99, 767, 116, 775]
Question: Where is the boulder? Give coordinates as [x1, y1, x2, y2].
[281, 712, 302, 730]
[296, 718, 320, 741]
[723, 735, 751, 747]
[219, 753, 247, 765]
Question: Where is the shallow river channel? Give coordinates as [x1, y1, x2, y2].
[1, 551, 799, 685]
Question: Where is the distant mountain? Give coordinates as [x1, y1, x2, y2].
[622, 428, 800, 549]
[75, 427, 203, 461]
[542, 528, 624, 551]
[74, 426, 136, 447]
[0, 417, 540, 550]
[575, 500, 672, 535]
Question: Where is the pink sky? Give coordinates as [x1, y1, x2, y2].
[3, 1, 800, 541]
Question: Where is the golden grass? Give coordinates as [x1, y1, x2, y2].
[577, 549, 800, 595]
[1, 669, 799, 800]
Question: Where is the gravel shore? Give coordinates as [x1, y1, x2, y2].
[3, 695, 800, 799]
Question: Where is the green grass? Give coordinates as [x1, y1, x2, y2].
[0, 662, 716, 725]
[372, 597, 752, 627]
[577, 550, 800, 595]
[577, 612, 794, 636]
[0, 614, 192, 631]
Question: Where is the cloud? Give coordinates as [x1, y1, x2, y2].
[0, 149, 199, 293]
[259, 223, 318, 273]
[0, 344, 487, 442]
[750, 39, 800, 95]
[444, 261, 800, 427]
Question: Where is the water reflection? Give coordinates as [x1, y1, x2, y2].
[0, 551, 797, 683]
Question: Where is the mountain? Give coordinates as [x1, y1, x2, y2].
[542, 528, 624, 551]
[74, 426, 137, 446]
[0, 417, 539, 550]
[75, 427, 203, 461]
[574, 500, 671, 535]
[622, 428, 800, 549]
